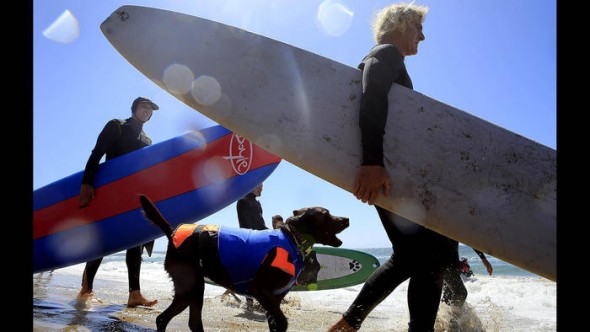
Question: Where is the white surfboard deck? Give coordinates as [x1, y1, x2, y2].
[100, 6, 556, 281]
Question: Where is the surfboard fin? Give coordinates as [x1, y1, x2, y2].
[143, 240, 155, 257]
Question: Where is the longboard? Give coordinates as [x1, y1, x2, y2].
[33, 125, 281, 273]
[205, 246, 380, 292]
[100, 6, 556, 281]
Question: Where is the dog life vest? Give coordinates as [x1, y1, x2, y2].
[217, 227, 305, 295]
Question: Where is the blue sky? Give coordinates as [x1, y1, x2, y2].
[34, 0, 556, 253]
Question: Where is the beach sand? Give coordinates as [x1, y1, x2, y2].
[33, 262, 556, 331]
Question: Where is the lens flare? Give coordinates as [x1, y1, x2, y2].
[191, 75, 222, 105]
[49, 218, 101, 262]
[199, 157, 230, 185]
[192, 157, 231, 205]
[317, 0, 354, 37]
[163, 63, 195, 94]
[182, 130, 208, 150]
[42, 9, 80, 44]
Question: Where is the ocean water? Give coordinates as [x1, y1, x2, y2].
[100, 244, 534, 276]
[96, 244, 536, 281]
[33, 246, 556, 331]
[363, 244, 538, 277]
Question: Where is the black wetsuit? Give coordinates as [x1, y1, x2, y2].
[441, 240, 487, 306]
[236, 192, 268, 230]
[342, 44, 455, 332]
[81, 117, 153, 292]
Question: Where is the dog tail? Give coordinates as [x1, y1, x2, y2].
[138, 194, 174, 240]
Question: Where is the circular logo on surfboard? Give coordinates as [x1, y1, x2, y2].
[226, 132, 253, 175]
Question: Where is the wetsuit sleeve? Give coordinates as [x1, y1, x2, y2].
[81, 120, 121, 185]
[473, 249, 486, 260]
[358, 46, 404, 166]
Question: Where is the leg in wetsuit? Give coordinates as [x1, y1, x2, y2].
[81, 257, 103, 291]
[341, 206, 453, 332]
[441, 241, 467, 307]
[126, 245, 143, 292]
[81, 245, 144, 292]
[441, 265, 467, 307]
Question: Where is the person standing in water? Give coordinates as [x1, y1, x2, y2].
[77, 97, 160, 307]
[328, 3, 456, 331]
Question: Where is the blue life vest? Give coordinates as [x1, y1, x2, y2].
[218, 227, 304, 295]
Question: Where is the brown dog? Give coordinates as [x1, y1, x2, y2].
[138, 194, 349, 332]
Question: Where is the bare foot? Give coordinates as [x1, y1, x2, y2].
[76, 289, 102, 308]
[77, 271, 98, 304]
[127, 290, 157, 307]
[77, 290, 94, 301]
[76, 292, 93, 309]
[327, 317, 358, 332]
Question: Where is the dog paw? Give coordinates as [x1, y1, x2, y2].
[348, 260, 361, 272]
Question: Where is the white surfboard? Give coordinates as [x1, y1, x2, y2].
[100, 6, 556, 281]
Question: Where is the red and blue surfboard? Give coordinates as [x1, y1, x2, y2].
[33, 125, 281, 273]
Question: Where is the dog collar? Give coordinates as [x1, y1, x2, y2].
[286, 225, 315, 258]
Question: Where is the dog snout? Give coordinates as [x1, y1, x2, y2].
[334, 216, 349, 230]
[341, 217, 349, 228]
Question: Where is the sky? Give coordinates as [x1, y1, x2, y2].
[33, 0, 556, 254]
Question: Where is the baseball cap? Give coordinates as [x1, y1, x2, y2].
[131, 97, 159, 112]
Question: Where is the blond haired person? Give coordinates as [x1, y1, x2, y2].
[328, 3, 455, 331]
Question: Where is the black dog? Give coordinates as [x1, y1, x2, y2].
[138, 194, 349, 332]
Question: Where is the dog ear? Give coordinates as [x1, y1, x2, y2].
[292, 207, 308, 216]
[285, 214, 299, 224]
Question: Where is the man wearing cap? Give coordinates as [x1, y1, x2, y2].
[77, 97, 159, 307]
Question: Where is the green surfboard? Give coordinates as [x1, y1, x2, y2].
[292, 247, 380, 291]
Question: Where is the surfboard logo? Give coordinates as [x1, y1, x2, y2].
[115, 10, 129, 21]
[225, 133, 253, 175]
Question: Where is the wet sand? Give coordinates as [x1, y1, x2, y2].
[33, 264, 555, 331]
[33, 269, 360, 331]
